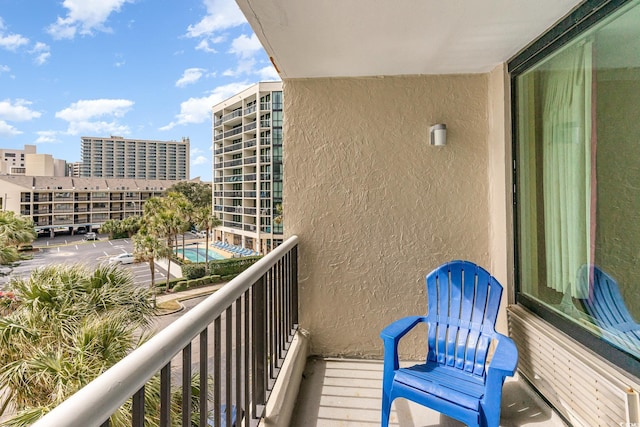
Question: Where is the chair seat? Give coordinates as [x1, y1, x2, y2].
[395, 362, 486, 411]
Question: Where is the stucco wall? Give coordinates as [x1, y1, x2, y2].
[283, 74, 495, 358]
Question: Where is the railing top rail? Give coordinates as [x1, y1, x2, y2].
[33, 235, 299, 427]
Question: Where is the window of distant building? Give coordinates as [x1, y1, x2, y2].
[511, 0, 640, 376]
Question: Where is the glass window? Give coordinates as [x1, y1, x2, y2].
[272, 91, 283, 110]
[272, 111, 283, 127]
[514, 0, 640, 364]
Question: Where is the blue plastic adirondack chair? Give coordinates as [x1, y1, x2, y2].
[576, 265, 640, 351]
[380, 260, 518, 427]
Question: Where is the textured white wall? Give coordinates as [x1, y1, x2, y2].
[283, 74, 498, 358]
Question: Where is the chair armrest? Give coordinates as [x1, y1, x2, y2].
[487, 334, 518, 377]
[380, 316, 426, 370]
[481, 334, 518, 424]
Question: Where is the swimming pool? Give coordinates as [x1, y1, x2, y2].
[177, 246, 225, 263]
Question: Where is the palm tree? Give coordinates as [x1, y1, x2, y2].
[143, 193, 192, 289]
[0, 263, 156, 425]
[99, 218, 121, 239]
[192, 206, 221, 273]
[132, 231, 171, 306]
[121, 215, 142, 237]
[0, 211, 36, 265]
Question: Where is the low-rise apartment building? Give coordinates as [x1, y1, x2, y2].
[0, 176, 174, 235]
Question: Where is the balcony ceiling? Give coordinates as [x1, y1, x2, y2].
[237, 0, 584, 78]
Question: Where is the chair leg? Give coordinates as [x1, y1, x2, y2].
[381, 391, 392, 427]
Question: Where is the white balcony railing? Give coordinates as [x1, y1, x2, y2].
[33, 236, 299, 427]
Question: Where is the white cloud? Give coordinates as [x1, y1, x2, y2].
[176, 68, 206, 88]
[258, 65, 280, 81]
[30, 42, 51, 65]
[186, 0, 247, 38]
[35, 130, 60, 144]
[0, 99, 42, 121]
[195, 39, 217, 53]
[192, 155, 208, 165]
[0, 120, 21, 136]
[191, 147, 204, 155]
[55, 98, 133, 136]
[114, 53, 125, 67]
[229, 33, 261, 58]
[47, 0, 131, 40]
[0, 18, 29, 51]
[222, 57, 258, 78]
[222, 34, 276, 79]
[0, 64, 9, 74]
[160, 82, 251, 130]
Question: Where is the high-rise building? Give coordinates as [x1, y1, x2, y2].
[80, 136, 189, 180]
[68, 162, 82, 177]
[212, 81, 283, 254]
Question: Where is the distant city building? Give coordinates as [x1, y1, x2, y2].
[80, 136, 189, 180]
[68, 162, 82, 177]
[0, 144, 67, 177]
[212, 81, 283, 254]
[0, 175, 176, 236]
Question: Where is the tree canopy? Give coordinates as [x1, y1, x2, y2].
[0, 264, 155, 425]
[0, 211, 36, 265]
[169, 181, 212, 209]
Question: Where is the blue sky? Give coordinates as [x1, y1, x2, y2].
[0, 0, 279, 181]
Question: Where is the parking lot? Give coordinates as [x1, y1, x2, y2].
[0, 233, 189, 288]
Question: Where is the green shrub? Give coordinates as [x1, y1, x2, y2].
[210, 275, 222, 284]
[183, 264, 206, 280]
[208, 256, 261, 276]
[173, 283, 187, 292]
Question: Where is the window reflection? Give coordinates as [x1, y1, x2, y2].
[515, 0, 640, 360]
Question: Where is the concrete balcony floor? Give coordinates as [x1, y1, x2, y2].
[290, 358, 567, 427]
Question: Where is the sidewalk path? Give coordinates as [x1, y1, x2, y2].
[155, 258, 183, 279]
[155, 283, 225, 315]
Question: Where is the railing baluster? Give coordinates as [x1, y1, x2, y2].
[214, 316, 221, 427]
[160, 363, 171, 427]
[235, 298, 242, 426]
[283, 252, 290, 341]
[226, 306, 232, 426]
[132, 386, 144, 427]
[252, 276, 266, 419]
[278, 258, 284, 361]
[292, 245, 299, 327]
[244, 289, 250, 426]
[200, 328, 208, 427]
[268, 267, 275, 381]
[183, 343, 192, 427]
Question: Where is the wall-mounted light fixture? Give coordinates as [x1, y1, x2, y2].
[429, 124, 447, 146]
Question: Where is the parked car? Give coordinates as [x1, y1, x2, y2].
[196, 230, 207, 238]
[84, 232, 98, 241]
[109, 253, 135, 265]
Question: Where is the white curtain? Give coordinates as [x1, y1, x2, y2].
[542, 41, 593, 298]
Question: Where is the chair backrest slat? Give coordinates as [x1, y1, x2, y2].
[425, 260, 503, 377]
